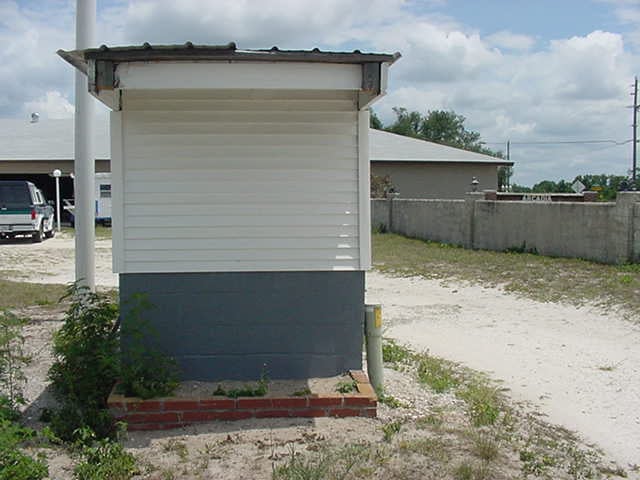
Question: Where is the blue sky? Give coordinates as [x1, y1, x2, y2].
[2, 0, 640, 186]
[438, 0, 621, 40]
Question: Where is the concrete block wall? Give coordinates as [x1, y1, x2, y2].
[372, 199, 469, 246]
[372, 192, 640, 264]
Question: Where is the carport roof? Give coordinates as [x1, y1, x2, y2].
[0, 117, 110, 161]
[370, 129, 513, 165]
[0, 117, 512, 166]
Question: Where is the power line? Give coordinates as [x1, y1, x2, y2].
[483, 139, 633, 146]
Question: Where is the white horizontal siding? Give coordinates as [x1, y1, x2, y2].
[123, 225, 358, 240]
[117, 89, 361, 273]
[116, 62, 362, 90]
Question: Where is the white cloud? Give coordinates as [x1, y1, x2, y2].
[486, 31, 536, 51]
[24, 91, 74, 119]
[0, 1, 75, 116]
[3, 0, 640, 185]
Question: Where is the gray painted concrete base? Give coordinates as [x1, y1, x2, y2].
[119, 271, 364, 381]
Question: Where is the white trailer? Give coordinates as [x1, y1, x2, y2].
[94, 172, 111, 225]
[63, 172, 112, 226]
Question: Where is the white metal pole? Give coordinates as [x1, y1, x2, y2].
[74, 0, 96, 290]
[53, 169, 62, 232]
[365, 304, 384, 393]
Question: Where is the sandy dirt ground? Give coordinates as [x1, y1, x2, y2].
[0, 231, 117, 287]
[2, 234, 639, 476]
[366, 272, 640, 472]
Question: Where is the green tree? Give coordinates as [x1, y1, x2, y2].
[531, 180, 573, 193]
[419, 110, 481, 150]
[385, 107, 502, 157]
[511, 183, 532, 193]
[370, 109, 383, 129]
[497, 166, 513, 191]
[385, 107, 423, 139]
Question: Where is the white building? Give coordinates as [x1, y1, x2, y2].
[59, 42, 399, 380]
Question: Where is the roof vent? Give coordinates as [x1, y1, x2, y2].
[30, 112, 40, 123]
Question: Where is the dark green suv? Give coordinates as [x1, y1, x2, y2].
[0, 181, 55, 242]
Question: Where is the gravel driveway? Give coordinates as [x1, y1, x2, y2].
[366, 272, 640, 472]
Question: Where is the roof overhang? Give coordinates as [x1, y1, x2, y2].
[371, 159, 514, 166]
[57, 42, 401, 111]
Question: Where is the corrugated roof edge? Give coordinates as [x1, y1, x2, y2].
[370, 158, 514, 165]
[57, 42, 401, 74]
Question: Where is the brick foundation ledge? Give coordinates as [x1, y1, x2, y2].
[108, 370, 377, 431]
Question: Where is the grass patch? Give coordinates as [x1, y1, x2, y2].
[0, 279, 67, 310]
[398, 437, 449, 461]
[453, 461, 491, 480]
[95, 226, 112, 240]
[458, 382, 502, 427]
[60, 226, 112, 240]
[416, 355, 460, 393]
[373, 233, 640, 317]
[272, 443, 376, 480]
[381, 340, 609, 478]
[469, 433, 499, 462]
[382, 338, 414, 365]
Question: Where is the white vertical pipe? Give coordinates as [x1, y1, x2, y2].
[55, 176, 61, 232]
[74, 0, 96, 290]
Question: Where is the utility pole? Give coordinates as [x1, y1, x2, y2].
[633, 77, 638, 189]
[506, 140, 511, 191]
[74, 0, 96, 290]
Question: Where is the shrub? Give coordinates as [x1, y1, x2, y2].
[118, 294, 179, 400]
[0, 311, 30, 414]
[48, 287, 181, 438]
[48, 285, 120, 439]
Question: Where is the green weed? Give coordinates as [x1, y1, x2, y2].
[416, 355, 459, 393]
[163, 439, 189, 463]
[0, 420, 48, 480]
[73, 427, 137, 480]
[212, 367, 269, 398]
[458, 383, 502, 427]
[377, 392, 405, 408]
[335, 379, 357, 394]
[382, 338, 413, 365]
[382, 420, 403, 442]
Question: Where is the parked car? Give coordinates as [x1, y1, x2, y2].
[0, 181, 55, 242]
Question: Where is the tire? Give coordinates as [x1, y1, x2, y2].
[32, 223, 44, 243]
[44, 228, 55, 239]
